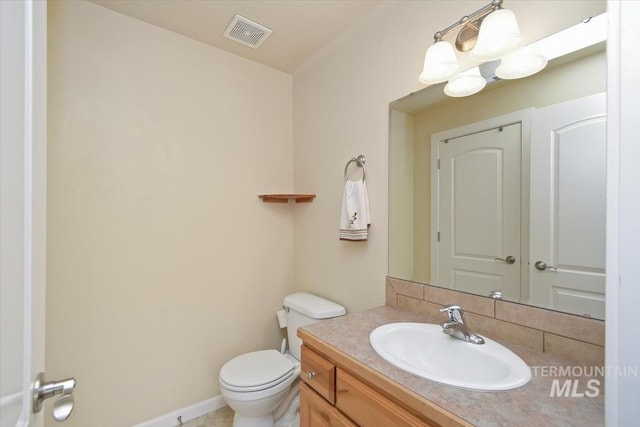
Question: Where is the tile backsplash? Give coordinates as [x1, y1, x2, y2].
[386, 277, 605, 366]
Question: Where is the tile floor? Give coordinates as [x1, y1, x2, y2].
[179, 406, 234, 427]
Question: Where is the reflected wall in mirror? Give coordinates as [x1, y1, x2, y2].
[388, 16, 606, 320]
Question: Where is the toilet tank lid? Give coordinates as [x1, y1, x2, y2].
[283, 292, 346, 319]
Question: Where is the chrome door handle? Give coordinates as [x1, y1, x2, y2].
[494, 256, 516, 264]
[33, 372, 76, 421]
[534, 261, 558, 271]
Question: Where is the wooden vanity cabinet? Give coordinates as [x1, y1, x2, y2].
[300, 345, 442, 427]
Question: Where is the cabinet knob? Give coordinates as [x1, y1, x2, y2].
[307, 371, 316, 380]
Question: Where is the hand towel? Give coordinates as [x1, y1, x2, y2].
[340, 180, 371, 241]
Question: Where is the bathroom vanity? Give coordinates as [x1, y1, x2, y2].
[298, 305, 604, 427]
[299, 342, 461, 426]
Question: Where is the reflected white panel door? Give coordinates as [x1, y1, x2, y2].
[529, 92, 606, 319]
[0, 1, 46, 426]
[438, 123, 521, 299]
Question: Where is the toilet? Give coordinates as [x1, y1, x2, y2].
[219, 292, 346, 427]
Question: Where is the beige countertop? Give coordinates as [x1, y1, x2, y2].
[299, 305, 604, 427]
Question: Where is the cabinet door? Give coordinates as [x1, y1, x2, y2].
[336, 369, 436, 427]
[301, 383, 357, 427]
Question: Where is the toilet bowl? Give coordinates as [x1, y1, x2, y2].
[220, 350, 299, 427]
[219, 293, 345, 427]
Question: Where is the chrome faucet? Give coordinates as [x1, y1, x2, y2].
[439, 304, 485, 345]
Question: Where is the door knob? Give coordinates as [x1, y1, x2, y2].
[534, 261, 558, 271]
[494, 256, 516, 264]
[33, 372, 76, 421]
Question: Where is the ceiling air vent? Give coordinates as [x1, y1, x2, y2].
[223, 15, 273, 49]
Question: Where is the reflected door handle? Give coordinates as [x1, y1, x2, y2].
[489, 290, 503, 299]
[535, 261, 558, 271]
[494, 256, 516, 264]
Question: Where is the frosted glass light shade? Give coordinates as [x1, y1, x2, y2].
[472, 8, 523, 62]
[496, 46, 548, 79]
[419, 41, 459, 84]
[444, 67, 486, 97]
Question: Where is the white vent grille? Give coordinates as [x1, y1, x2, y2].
[223, 15, 273, 49]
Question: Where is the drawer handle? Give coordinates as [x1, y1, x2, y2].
[307, 371, 316, 380]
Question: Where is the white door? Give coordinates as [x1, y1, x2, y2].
[436, 123, 522, 299]
[529, 92, 606, 319]
[1, 1, 53, 425]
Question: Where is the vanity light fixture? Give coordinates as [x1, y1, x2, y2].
[419, 0, 546, 96]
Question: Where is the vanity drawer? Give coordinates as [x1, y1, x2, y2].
[336, 368, 438, 427]
[301, 345, 336, 404]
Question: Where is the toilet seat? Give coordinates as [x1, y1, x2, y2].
[220, 350, 295, 393]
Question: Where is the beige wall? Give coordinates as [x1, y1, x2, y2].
[46, 2, 293, 426]
[292, 0, 606, 312]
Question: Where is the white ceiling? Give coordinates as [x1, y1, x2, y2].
[89, 0, 385, 74]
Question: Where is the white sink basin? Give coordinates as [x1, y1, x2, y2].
[369, 322, 531, 391]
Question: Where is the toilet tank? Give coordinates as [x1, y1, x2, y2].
[283, 292, 346, 360]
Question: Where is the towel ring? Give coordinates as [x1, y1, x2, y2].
[344, 155, 366, 182]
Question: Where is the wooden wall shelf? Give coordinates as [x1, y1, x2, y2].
[259, 194, 316, 203]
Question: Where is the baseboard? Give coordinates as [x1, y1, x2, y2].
[133, 395, 227, 427]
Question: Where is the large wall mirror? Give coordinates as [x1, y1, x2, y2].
[389, 13, 607, 320]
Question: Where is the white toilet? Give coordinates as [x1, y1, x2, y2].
[219, 292, 346, 427]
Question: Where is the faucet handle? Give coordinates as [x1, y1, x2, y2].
[439, 304, 465, 323]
